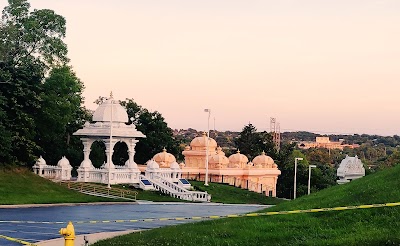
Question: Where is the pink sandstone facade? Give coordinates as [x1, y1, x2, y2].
[140, 132, 281, 197]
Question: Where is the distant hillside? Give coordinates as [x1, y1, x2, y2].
[174, 129, 400, 148]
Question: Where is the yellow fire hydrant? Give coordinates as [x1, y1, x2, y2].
[59, 221, 75, 246]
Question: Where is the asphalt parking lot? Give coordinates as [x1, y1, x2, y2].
[0, 202, 269, 245]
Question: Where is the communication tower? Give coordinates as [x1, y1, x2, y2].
[270, 117, 281, 152]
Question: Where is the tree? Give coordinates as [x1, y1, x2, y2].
[35, 65, 85, 166]
[1, 0, 68, 68]
[276, 149, 308, 198]
[119, 98, 182, 164]
[234, 123, 276, 160]
[0, 0, 69, 165]
[0, 91, 12, 164]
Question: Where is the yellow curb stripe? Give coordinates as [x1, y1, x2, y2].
[246, 213, 259, 217]
[0, 234, 38, 246]
[209, 216, 220, 219]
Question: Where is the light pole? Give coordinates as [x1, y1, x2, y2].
[308, 165, 317, 195]
[107, 95, 114, 189]
[204, 108, 211, 186]
[294, 157, 303, 199]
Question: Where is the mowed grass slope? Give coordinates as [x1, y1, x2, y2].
[190, 181, 284, 205]
[0, 168, 120, 204]
[94, 165, 400, 246]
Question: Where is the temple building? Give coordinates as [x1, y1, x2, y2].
[139, 133, 281, 197]
[337, 155, 365, 184]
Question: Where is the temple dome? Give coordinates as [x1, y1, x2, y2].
[252, 151, 275, 168]
[228, 150, 248, 168]
[146, 159, 159, 169]
[153, 148, 176, 168]
[170, 161, 180, 170]
[35, 156, 47, 167]
[92, 95, 129, 123]
[57, 156, 72, 168]
[209, 147, 229, 168]
[190, 132, 217, 149]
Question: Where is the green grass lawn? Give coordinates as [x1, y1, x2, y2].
[190, 181, 284, 205]
[0, 167, 282, 205]
[0, 168, 123, 205]
[93, 165, 400, 246]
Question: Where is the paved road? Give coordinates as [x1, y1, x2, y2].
[0, 202, 270, 245]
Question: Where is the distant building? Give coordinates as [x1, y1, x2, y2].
[337, 155, 365, 184]
[297, 137, 359, 150]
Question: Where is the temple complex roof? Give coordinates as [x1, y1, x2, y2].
[190, 132, 217, 150]
[228, 150, 249, 167]
[252, 151, 275, 168]
[209, 147, 229, 167]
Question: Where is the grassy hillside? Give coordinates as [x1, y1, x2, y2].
[94, 165, 400, 246]
[190, 181, 284, 205]
[0, 168, 283, 205]
[0, 168, 122, 205]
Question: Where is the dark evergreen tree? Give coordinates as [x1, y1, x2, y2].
[234, 123, 276, 160]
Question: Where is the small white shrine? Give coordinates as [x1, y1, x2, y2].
[73, 94, 145, 184]
[337, 155, 366, 184]
[33, 156, 72, 180]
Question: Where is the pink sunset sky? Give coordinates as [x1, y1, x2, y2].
[2, 0, 400, 136]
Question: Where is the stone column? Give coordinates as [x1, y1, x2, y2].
[79, 138, 94, 169]
[125, 138, 139, 168]
[104, 139, 116, 169]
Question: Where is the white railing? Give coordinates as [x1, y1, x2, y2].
[77, 167, 140, 184]
[140, 175, 210, 202]
[33, 165, 71, 181]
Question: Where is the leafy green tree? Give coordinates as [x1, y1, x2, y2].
[276, 149, 308, 198]
[1, 0, 68, 68]
[0, 91, 12, 164]
[0, 0, 69, 165]
[110, 98, 182, 164]
[35, 66, 84, 166]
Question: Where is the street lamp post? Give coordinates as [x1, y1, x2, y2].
[294, 157, 303, 199]
[107, 95, 114, 189]
[308, 165, 317, 195]
[204, 109, 211, 186]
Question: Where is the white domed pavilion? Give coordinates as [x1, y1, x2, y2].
[73, 93, 145, 184]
